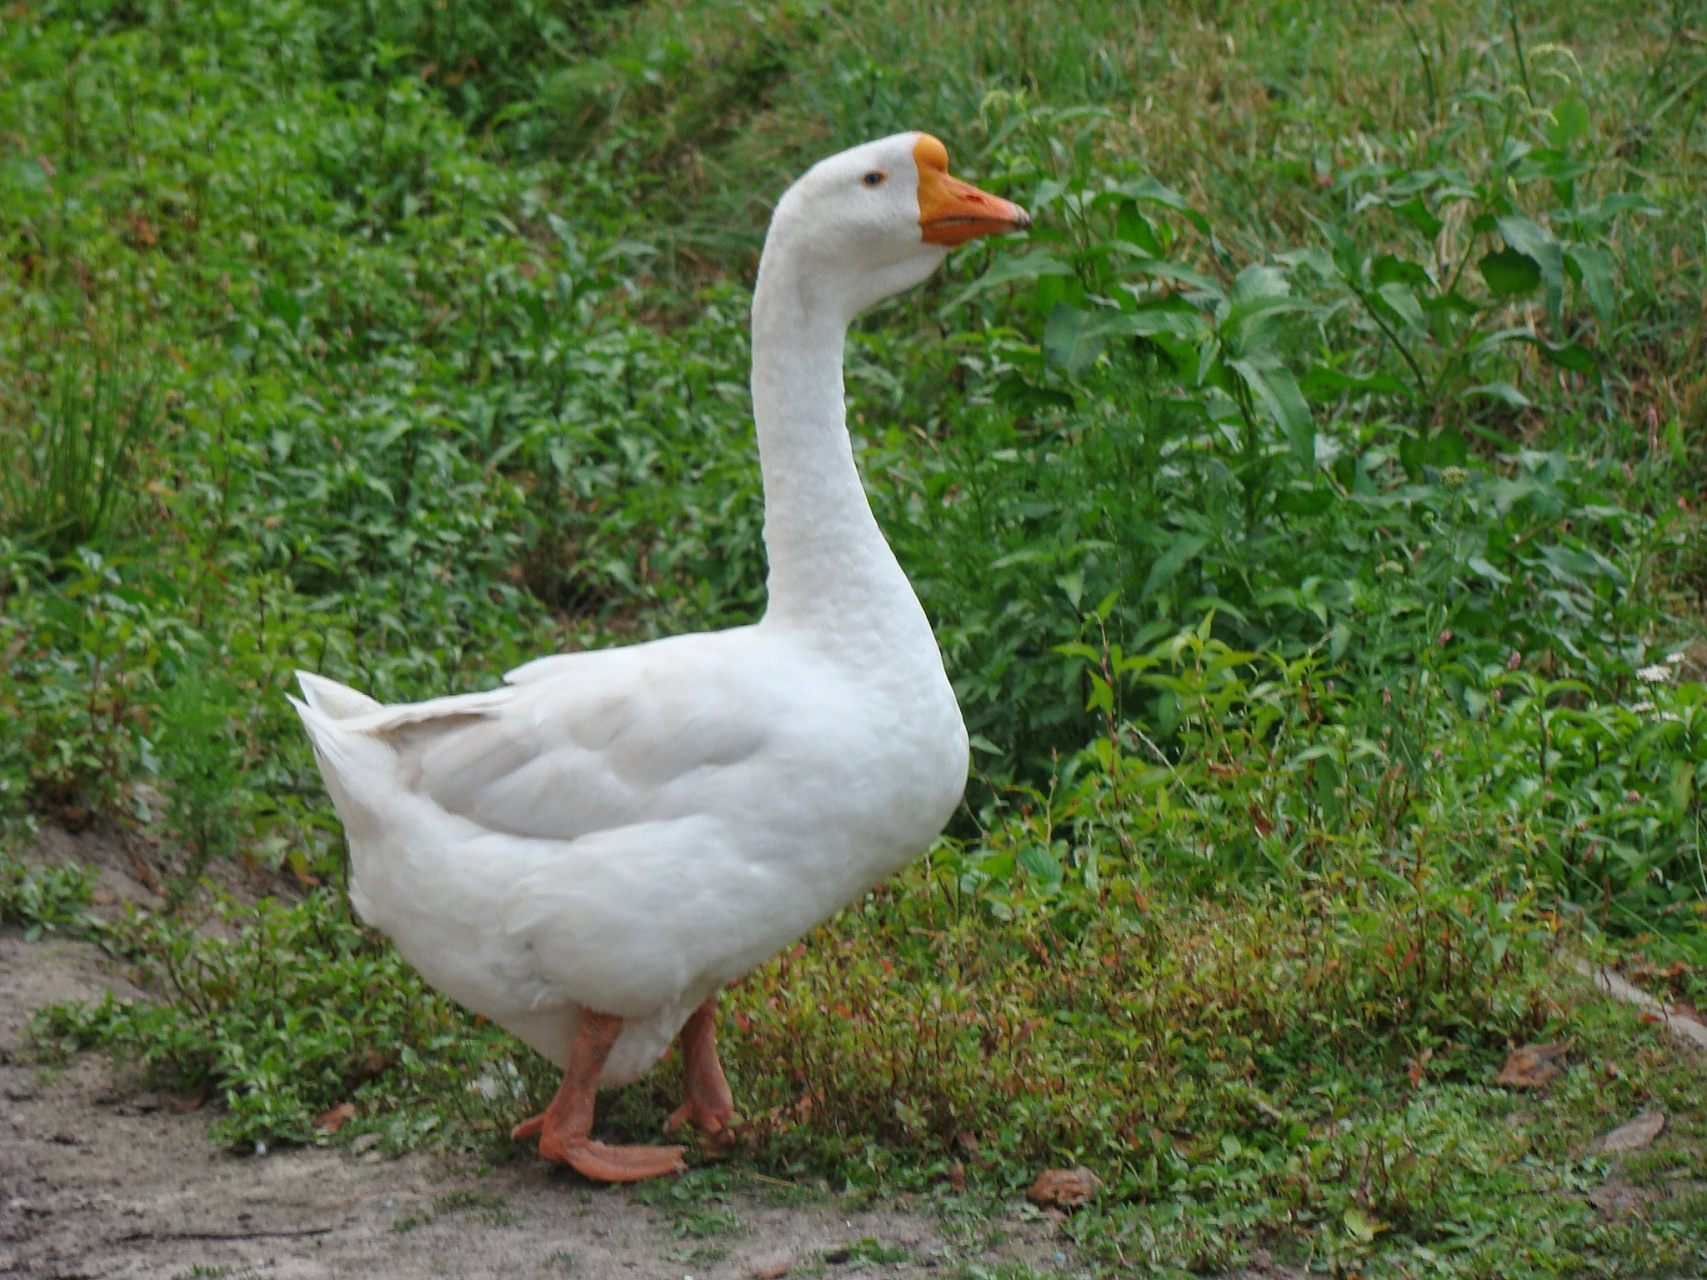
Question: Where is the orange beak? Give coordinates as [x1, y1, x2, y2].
[914, 134, 1031, 247]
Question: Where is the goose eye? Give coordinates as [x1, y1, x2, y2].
[862, 171, 886, 187]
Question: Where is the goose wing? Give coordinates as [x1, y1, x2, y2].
[296, 630, 781, 843]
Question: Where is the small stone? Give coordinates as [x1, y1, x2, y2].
[1026, 1167, 1102, 1210]
[1497, 1043, 1565, 1088]
[751, 1260, 791, 1280]
[1587, 1110, 1665, 1155]
[350, 1133, 382, 1155]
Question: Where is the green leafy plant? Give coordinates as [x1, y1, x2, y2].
[0, 847, 100, 941]
[0, 349, 155, 556]
[152, 665, 254, 908]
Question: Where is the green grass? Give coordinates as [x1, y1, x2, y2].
[4, 0, 1707, 1274]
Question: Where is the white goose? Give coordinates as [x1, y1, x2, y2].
[292, 133, 1028, 1182]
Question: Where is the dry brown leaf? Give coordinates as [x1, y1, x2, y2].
[1587, 1110, 1666, 1155]
[1497, 1043, 1566, 1088]
[1027, 1166, 1102, 1210]
[313, 1102, 357, 1133]
[946, 1161, 966, 1192]
[751, 1260, 791, 1280]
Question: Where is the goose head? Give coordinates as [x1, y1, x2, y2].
[761, 132, 1030, 321]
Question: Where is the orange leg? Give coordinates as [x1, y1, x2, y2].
[664, 992, 738, 1150]
[511, 1009, 686, 1182]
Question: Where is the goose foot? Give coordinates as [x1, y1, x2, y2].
[664, 992, 738, 1152]
[511, 1008, 686, 1183]
[557, 1138, 687, 1182]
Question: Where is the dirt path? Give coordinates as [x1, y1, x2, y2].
[0, 894, 1072, 1280]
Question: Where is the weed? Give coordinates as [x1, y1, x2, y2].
[0, 347, 156, 557]
[393, 1186, 519, 1232]
[0, 847, 100, 941]
[824, 1238, 908, 1268]
[667, 1206, 742, 1238]
[432, 1187, 520, 1226]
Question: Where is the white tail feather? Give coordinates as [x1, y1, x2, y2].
[295, 670, 382, 720]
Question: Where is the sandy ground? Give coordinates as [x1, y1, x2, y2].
[0, 827, 1085, 1280]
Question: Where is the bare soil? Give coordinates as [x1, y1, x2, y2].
[0, 828, 1080, 1280]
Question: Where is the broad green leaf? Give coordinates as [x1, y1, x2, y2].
[1116, 204, 1162, 255]
[1572, 192, 1663, 231]
[1300, 367, 1414, 400]
[1398, 431, 1427, 479]
[1322, 222, 1365, 281]
[1142, 531, 1211, 598]
[1231, 358, 1313, 464]
[1463, 381, 1532, 408]
[1392, 197, 1443, 240]
[1371, 254, 1432, 290]
[1466, 554, 1512, 584]
[1374, 281, 1426, 333]
[1276, 245, 1338, 280]
[1228, 263, 1291, 305]
[1030, 177, 1068, 210]
[1108, 249, 1221, 296]
[1521, 336, 1599, 378]
[1016, 843, 1064, 887]
[1107, 177, 1211, 234]
[1228, 299, 1310, 357]
[949, 249, 1074, 309]
[1274, 483, 1332, 517]
[1478, 248, 1541, 300]
[1042, 304, 1126, 374]
[1565, 244, 1615, 322]
[1548, 97, 1590, 148]
[1428, 426, 1468, 467]
[1497, 216, 1564, 318]
[1125, 308, 1204, 340]
[1222, 266, 1308, 355]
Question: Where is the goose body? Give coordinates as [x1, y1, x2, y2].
[293, 133, 1028, 1178]
[296, 613, 965, 1082]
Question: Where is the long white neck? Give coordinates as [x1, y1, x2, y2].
[749, 244, 923, 642]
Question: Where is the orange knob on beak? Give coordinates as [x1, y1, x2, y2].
[914, 134, 1031, 247]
